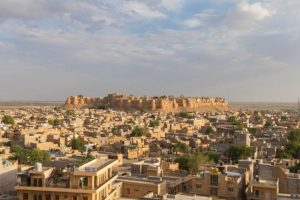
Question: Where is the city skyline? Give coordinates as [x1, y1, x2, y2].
[0, 0, 299, 102]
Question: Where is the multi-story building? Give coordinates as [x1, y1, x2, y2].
[15, 158, 121, 200]
[0, 159, 18, 195]
[167, 166, 244, 200]
[117, 176, 166, 199]
[246, 178, 278, 200]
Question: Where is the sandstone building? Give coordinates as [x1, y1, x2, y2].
[65, 93, 229, 113]
[15, 158, 121, 200]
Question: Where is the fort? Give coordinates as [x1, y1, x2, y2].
[65, 93, 229, 112]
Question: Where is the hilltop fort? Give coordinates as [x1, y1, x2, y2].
[65, 93, 229, 112]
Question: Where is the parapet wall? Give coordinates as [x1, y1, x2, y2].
[65, 93, 229, 112]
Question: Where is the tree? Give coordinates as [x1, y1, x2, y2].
[204, 151, 219, 163]
[70, 137, 86, 152]
[227, 145, 253, 163]
[285, 129, 300, 159]
[264, 121, 272, 128]
[172, 142, 189, 154]
[276, 129, 300, 159]
[174, 155, 189, 171]
[48, 119, 62, 127]
[66, 110, 75, 116]
[188, 154, 213, 172]
[174, 153, 214, 172]
[178, 112, 195, 119]
[2, 115, 14, 125]
[228, 116, 238, 124]
[289, 163, 300, 173]
[149, 120, 159, 128]
[130, 126, 147, 137]
[228, 116, 244, 130]
[112, 127, 120, 135]
[205, 127, 214, 135]
[276, 148, 293, 159]
[248, 128, 258, 135]
[10, 145, 50, 164]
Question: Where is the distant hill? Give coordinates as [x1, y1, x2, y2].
[230, 102, 298, 111]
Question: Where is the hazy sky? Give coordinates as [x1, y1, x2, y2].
[0, 0, 299, 102]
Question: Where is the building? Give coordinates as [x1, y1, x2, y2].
[117, 176, 166, 199]
[246, 178, 278, 200]
[15, 158, 121, 200]
[0, 159, 18, 195]
[166, 166, 244, 200]
[141, 193, 212, 200]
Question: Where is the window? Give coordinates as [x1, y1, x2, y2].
[38, 179, 43, 187]
[33, 194, 42, 200]
[255, 190, 260, 197]
[210, 188, 218, 196]
[23, 193, 28, 200]
[210, 175, 218, 186]
[46, 194, 51, 200]
[126, 188, 130, 194]
[79, 177, 88, 188]
[196, 184, 201, 189]
[83, 197, 88, 200]
[73, 196, 77, 200]
[33, 179, 38, 187]
[55, 195, 59, 200]
[228, 187, 234, 192]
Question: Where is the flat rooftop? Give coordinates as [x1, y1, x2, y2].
[76, 159, 116, 173]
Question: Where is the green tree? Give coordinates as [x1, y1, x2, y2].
[2, 115, 14, 125]
[172, 143, 189, 154]
[66, 110, 76, 116]
[228, 116, 238, 124]
[289, 163, 300, 173]
[178, 112, 195, 119]
[205, 127, 214, 135]
[188, 153, 213, 172]
[276, 148, 293, 159]
[149, 120, 159, 128]
[248, 128, 258, 135]
[10, 145, 50, 164]
[48, 119, 62, 126]
[227, 145, 253, 163]
[130, 126, 147, 137]
[112, 127, 120, 135]
[204, 151, 219, 163]
[175, 153, 214, 172]
[228, 116, 244, 130]
[70, 137, 86, 152]
[174, 155, 189, 171]
[285, 129, 300, 159]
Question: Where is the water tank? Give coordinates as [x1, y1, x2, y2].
[35, 162, 42, 172]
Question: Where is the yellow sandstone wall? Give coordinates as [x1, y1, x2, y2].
[65, 93, 229, 112]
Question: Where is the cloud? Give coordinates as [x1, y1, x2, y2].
[227, 1, 275, 25]
[0, 0, 71, 20]
[123, 1, 166, 19]
[184, 18, 202, 28]
[0, 0, 299, 102]
[160, 0, 184, 11]
[236, 1, 275, 20]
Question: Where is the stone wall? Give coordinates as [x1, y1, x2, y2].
[65, 93, 229, 112]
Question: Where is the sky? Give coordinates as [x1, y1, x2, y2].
[0, 0, 299, 102]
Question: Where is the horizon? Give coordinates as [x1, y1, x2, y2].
[1, 0, 300, 102]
